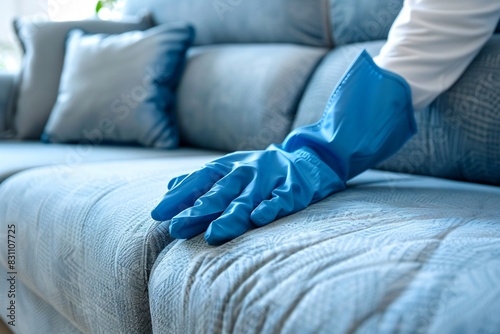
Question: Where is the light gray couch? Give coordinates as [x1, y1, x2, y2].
[1, 0, 499, 333]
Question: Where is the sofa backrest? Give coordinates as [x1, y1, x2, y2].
[122, 0, 499, 185]
[123, 0, 407, 152]
[124, 0, 409, 47]
[329, 0, 403, 45]
[124, 0, 332, 47]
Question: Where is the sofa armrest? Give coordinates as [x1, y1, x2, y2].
[0, 71, 17, 136]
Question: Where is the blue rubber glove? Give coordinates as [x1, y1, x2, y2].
[152, 50, 417, 245]
[151, 147, 342, 244]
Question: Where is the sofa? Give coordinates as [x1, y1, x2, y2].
[1, 0, 499, 333]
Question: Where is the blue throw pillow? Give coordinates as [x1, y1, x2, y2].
[42, 22, 195, 148]
[13, 13, 153, 139]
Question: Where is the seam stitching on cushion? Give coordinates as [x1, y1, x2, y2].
[322, 0, 334, 48]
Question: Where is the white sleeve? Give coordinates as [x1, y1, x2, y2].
[374, 0, 500, 110]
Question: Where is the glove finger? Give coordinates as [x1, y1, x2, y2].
[250, 181, 302, 227]
[151, 167, 224, 221]
[204, 185, 266, 246]
[168, 174, 249, 239]
[167, 174, 189, 190]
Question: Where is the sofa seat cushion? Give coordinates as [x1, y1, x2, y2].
[149, 170, 500, 333]
[0, 141, 220, 183]
[0, 156, 220, 333]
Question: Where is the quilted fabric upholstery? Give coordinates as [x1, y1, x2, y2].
[1, 158, 499, 333]
[0, 278, 81, 333]
[294, 36, 500, 185]
[149, 170, 500, 333]
[0, 156, 220, 333]
[377, 35, 500, 185]
[329, 1, 498, 45]
[0, 141, 219, 183]
[329, 0, 404, 45]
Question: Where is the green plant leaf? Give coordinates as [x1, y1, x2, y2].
[95, 0, 103, 13]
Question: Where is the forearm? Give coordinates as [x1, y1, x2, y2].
[374, 0, 500, 110]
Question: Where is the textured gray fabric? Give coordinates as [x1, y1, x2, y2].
[377, 35, 500, 185]
[0, 156, 220, 333]
[0, 72, 16, 137]
[0, 278, 81, 333]
[293, 41, 385, 128]
[0, 141, 220, 183]
[43, 23, 194, 148]
[176, 45, 327, 151]
[124, 0, 332, 47]
[294, 37, 500, 185]
[149, 169, 500, 334]
[13, 14, 153, 139]
[329, 0, 403, 45]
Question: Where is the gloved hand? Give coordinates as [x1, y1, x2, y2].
[151, 146, 342, 245]
[152, 50, 417, 245]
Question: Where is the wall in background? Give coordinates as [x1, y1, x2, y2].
[0, 0, 45, 70]
[0, 0, 96, 70]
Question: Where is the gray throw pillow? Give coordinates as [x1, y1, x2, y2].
[13, 14, 153, 139]
[42, 23, 195, 148]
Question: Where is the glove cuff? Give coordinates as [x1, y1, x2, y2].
[280, 50, 417, 181]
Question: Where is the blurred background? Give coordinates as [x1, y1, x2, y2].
[0, 0, 123, 71]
